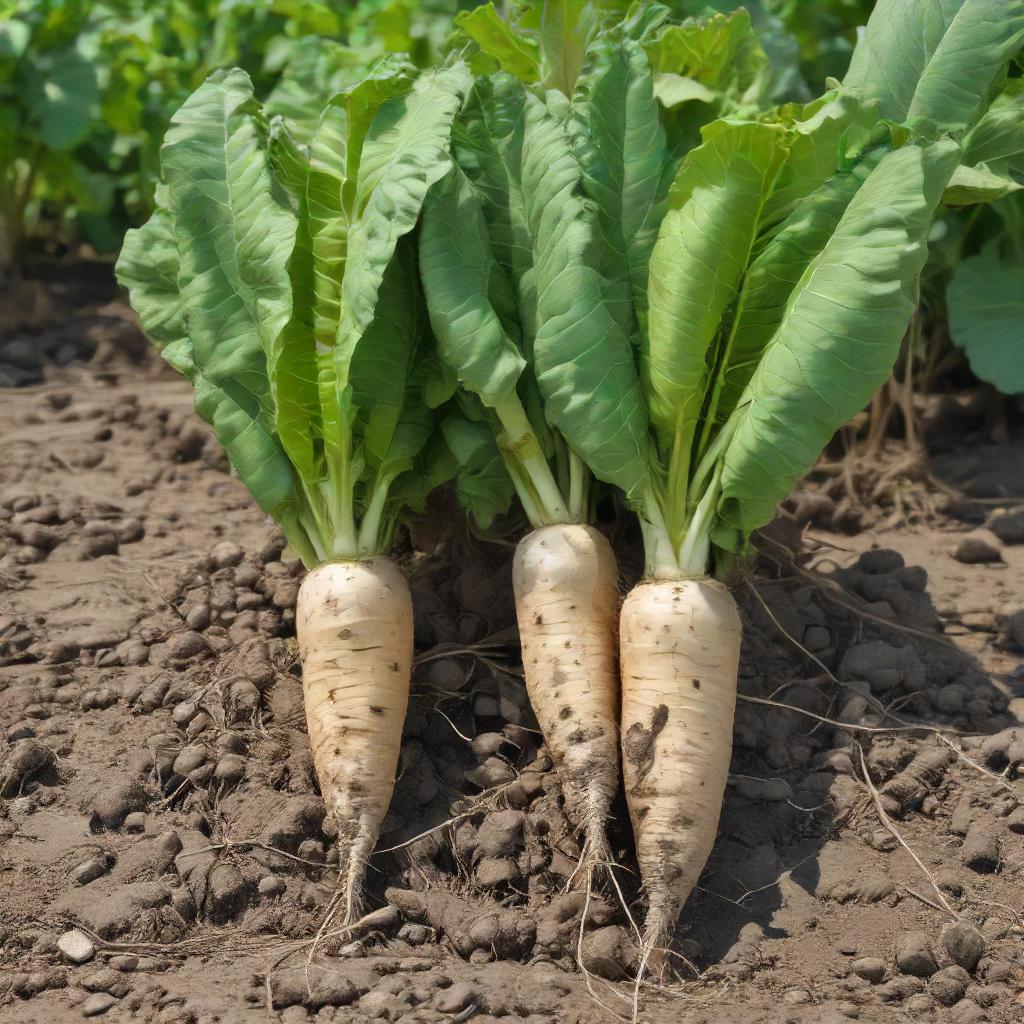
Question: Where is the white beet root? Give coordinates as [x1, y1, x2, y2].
[296, 557, 413, 922]
[513, 524, 620, 866]
[619, 576, 742, 951]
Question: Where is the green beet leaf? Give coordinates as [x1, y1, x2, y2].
[844, 0, 1024, 134]
[714, 139, 962, 548]
[948, 249, 1024, 396]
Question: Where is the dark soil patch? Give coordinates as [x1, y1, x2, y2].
[2, 268, 1023, 1023]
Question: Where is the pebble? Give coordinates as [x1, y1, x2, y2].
[850, 957, 886, 983]
[13, 522, 58, 549]
[475, 856, 520, 887]
[117, 517, 145, 543]
[214, 753, 246, 785]
[81, 992, 117, 1017]
[398, 923, 432, 945]
[989, 510, 1024, 544]
[172, 700, 202, 727]
[905, 993, 934, 1013]
[272, 580, 299, 609]
[942, 922, 986, 972]
[73, 856, 110, 885]
[89, 780, 149, 830]
[123, 812, 146, 834]
[120, 640, 150, 666]
[258, 875, 286, 898]
[435, 982, 477, 1014]
[211, 540, 243, 568]
[729, 775, 793, 802]
[172, 744, 208, 776]
[58, 929, 96, 964]
[169, 632, 210, 661]
[185, 604, 211, 631]
[878, 976, 925, 1001]
[465, 756, 515, 789]
[953, 531, 1003, 564]
[930, 965, 970, 1006]
[949, 999, 987, 1022]
[80, 533, 119, 560]
[895, 930, 938, 977]
[83, 967, 129, 995]
[961, 827, 1000, 873]
[185, 712, 214, 738]
[207, 863, 249, 922]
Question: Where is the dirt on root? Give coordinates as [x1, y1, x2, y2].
[2, 268, 1024, 1024]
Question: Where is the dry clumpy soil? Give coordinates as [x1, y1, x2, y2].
[2, 272, 1024, 1024]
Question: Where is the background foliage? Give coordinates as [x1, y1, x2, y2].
[2, 0, 1021, 397]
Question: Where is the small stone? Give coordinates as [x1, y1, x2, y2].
[435, 983, 476, 1014]
[80, 533, 119, 560]
[783, 989, 812, 1005]
[989, 510, 1024, 545]
[214, 753, 246, 785]
[942, 922, 986, 972]
[398, 923, 432, 945]
[474, 809, 526, 857]
[119, 641, 149, 666]
[930, 965, 970, 1006]
[185, 711, 213, 738]
[211, 541, 244, 568]
[73, 856, 110, 885]
[46, 640, 81, 664]
[465, 756, 515, 789]
[949, 999, 987, 1023]
[475, 856, 520, 887]
[172, 700, 202, 727]
[207, 863, 249, 922]
[878, 976, 925, 1002]
[895, 930, 938, 977]
[172, 744, 209, 776]
[58, 929, 95, 964]
[851, 957, 886, 983]
[1007, 807, 1024, 834]
[905, 994, 934, 1013]
[108, 955, 139, 972]
[470, 732, 506, 758]
[82, 968, 129, 996]
[258, 875, 286, 898]
[953, 531, 1003, 564]
[123, 812, 146, 834]
[184, 603, 211, 631]
[116, 517, 145, 544]
[81, 992, 117, 1017]
[961, 827, 1000, 873]
[88, 780, 149, 830]
[272, 580, 299, 610]
[169, 632, 210, 661]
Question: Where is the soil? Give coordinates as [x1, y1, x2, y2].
[2, 266, 1023, 1024]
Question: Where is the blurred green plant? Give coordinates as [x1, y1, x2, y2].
[0, 0, 473, 273]
[930, 81, 1024, 396]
